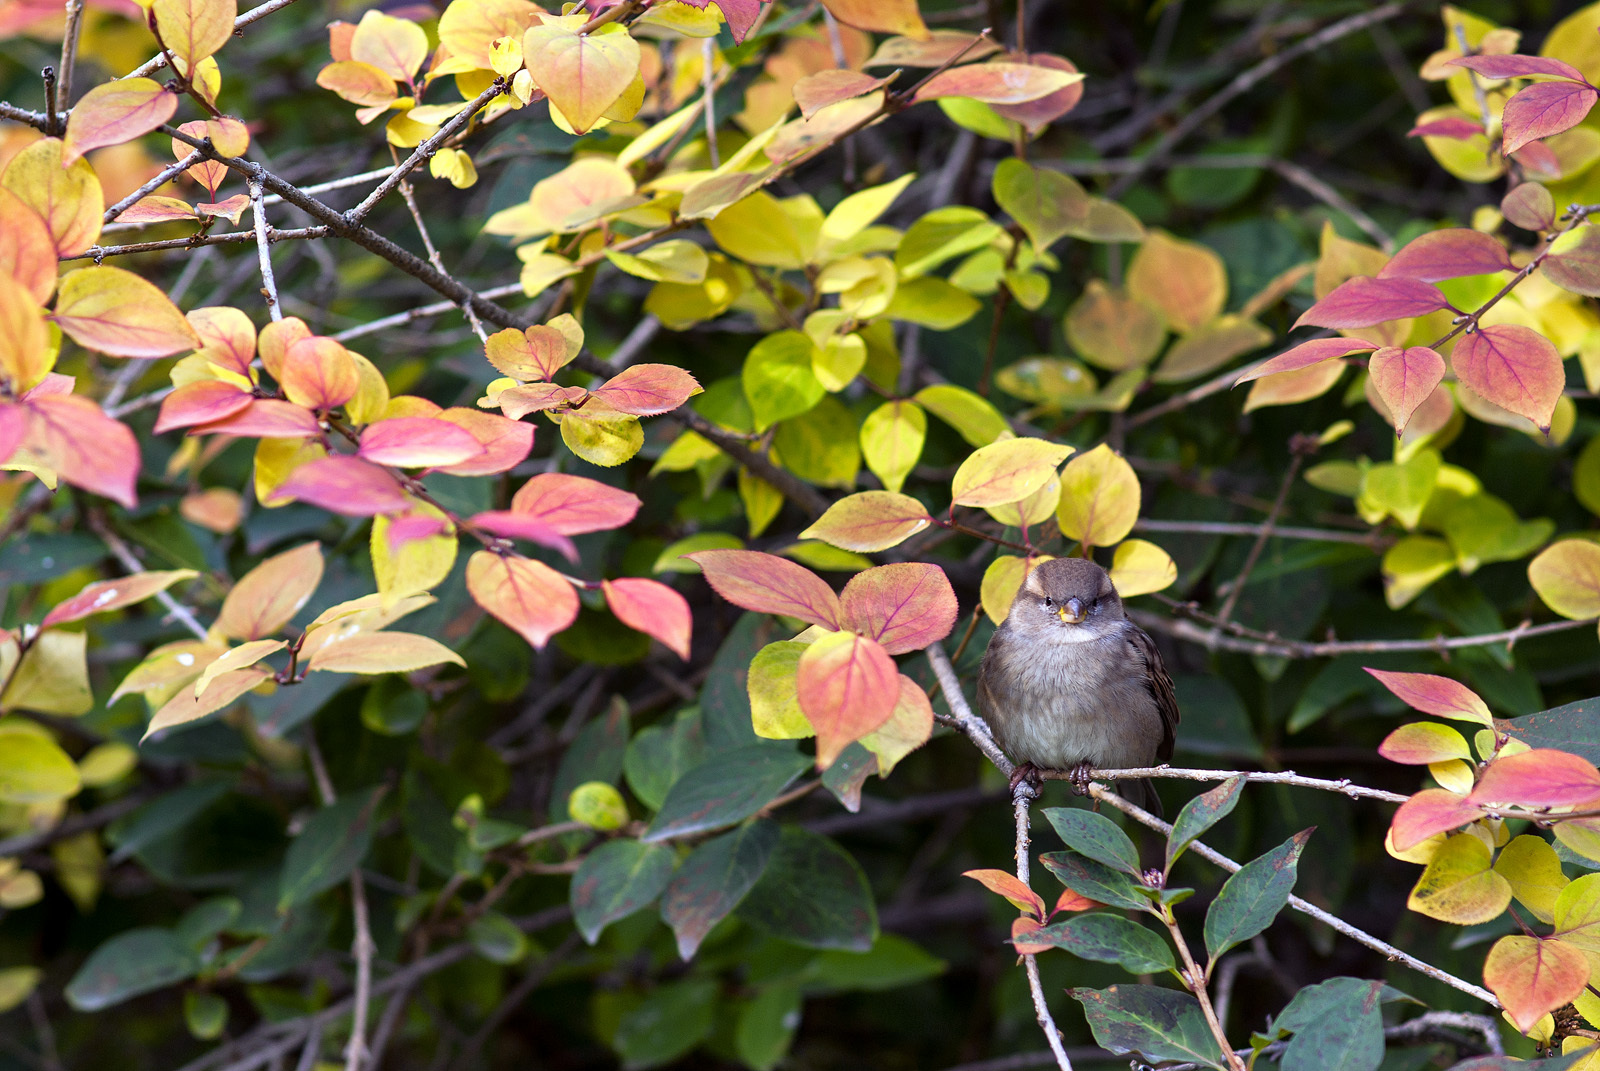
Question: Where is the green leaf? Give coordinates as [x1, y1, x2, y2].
[1166, 777, 1244, 873]
[185, 990, 228, 1040]
[1506, 697, 1600, 766]
[800, 933, 947, 992]
[550, 697, 630, 821]
[642, 744, 808, 842]
[895, 206, 1003, 278]
[743, 330, 825, 431]
[277, 787, 384, 911]
[1069, 984, 1227, 1069]
[1022, 914, 1176, 974]
[774, 395, 860, 488]
[735, 981, 802, 1071]
[1040, 851, 1151, 912]
[571, 838, 677, 944]
[0, 728, 82, 803]
[614, 977, 718, 1069]
[173, 896, 241, 950]
[737, 826, 877, 950]
[468, 911, 529, 964]
[65, 928, 200, 1011]
[624, 707, 705, 811]
[1044, 807, 1141, 875]
[107, 781, 229, 863]
[660, 818, 779, 959]
[1272, 977, 1387, 1071]
[911, 383, 1008, 446]
[1203, 828, 1312, 962]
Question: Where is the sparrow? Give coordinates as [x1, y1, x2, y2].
[977, 557, 1178, 816]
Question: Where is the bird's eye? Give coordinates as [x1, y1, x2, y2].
[1043, 597, 1053, 608]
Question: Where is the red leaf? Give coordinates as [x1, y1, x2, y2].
[1233, 337, 1379, 385]
[41, 569, 195, 628]
[1541, 228, 1600, 297]
[1053, 888, 1098, 915]
[431, 408, 533, 477]
[268, 456, 410, 516]
[1294, 276, 1449, 329]
[588, 364, 703, 416]
[358, 416, 486, 468]
[1483, 936, 1591, 1034]
[1451, 324, 1564, 431]
[1389, 788, 1481, 851]
[153, 380, 253, 433]
[1368, 346, 1446, 434]
[383, 512, 450, 552]
[279, 335, 358, 410]
[1471, 749, 1600, 808]
[963, 868, 1046, 918]
[61, 79, 179, 165]
[1514, 140, 1563, 179]
[1378, 229, 1514, 282]
[793, 70, 893, 119]
[797, 630, 900, 767]
[839, 563, 958, 655]
[1448, 54, 1588, 83]
[508, 472, 641, 535]
[192, 398, 319, 438]
[466, 511, 578, 561]
[20, 393, 140, 507]
[1407, 116, 1485, 140]
[603, 577, 692, 659]
[1502, 183, 1556, 232]
[465, 550, 578, 649]
[1364, 668, 1493, 724]
[684, 549, 841, 629]
[707, 0, 762, 42]
[1503, 81, 1599, 155]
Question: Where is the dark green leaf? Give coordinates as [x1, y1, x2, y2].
[800, 934, 946, 992]
[614, 977, 718, 1069]
[821, 742, 875, 812]
[1448, 1055, 1586, 1071]
[1069, 984, 1227, 1069]
[1044, 807, 1141, 874]
[468, 911, 528, 964]
[1166, 777, 1244, 873]
[660, 819, 779, 959]
[65, 928, 200, 1011]
[1040, 851, 1151, 912]
[624, 707, 705, 812]
[738, 827, 877, 950]
[1274, 978, 1386, 1071]
[735, 981, 802, 1071]
[572, 839, 677, 944]
[1020, 914, 1175, 974]
[550, 697, 630, 821]
[173, 897, 241, 951]
[106, 781, 229, 863]
[701, 613, 787, 751]
[277, 787, 384, 911]
[641, 745, 808, 842]
[1507, 698, 1600, 766]
[1203, 828, 1311, 962]
[184, 990, 228, 1040]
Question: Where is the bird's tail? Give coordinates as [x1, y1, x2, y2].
[1118, 777, 1163, 820]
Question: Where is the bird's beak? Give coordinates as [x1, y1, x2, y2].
[1057, 598, 1086, 625]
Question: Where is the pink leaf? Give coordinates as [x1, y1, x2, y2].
[991, 52, 1085, 130]
[0, 403, 23, 464]
[1294, 276, 1449, 329]
[384, 512, 451, 552]
[1471, 749, 1600, 808]
[1541, 228, 1600, 297]
[1368, 346, 1446, 434]
[279, 336, 358, 410]
[839, 563, 959, 655]
[588, 364, 703, 416]
[268, 455, 410, 516]
[508, 473, 641, 535]
[358, 416, 486, 468]
[431, 408, 533, 477]
[1514, 140, 1563, 179]
[21, 393, 140, 507]
[496, 382, 589, 420]
[192, 398, 320, 439]
[603, 577, 692, 659]
[1233, 337, 1379, 385]
[1389, 788, 1481, 851]
[1502, 183, 1556, 232]
[706, 0, 763, 42]
[797, 631, 900, 768]
[187, 306, 257, 380]
[153, 380, 253, 433]
[60, 79, 179, 165]
[1364, 668, 1493, 725]
[1448, 54, 1588, 83]
[793, 70, 893, 119]
[1407, 117, 1485, 140]
[684, 549, 841, 629]
[1451, 324, 1564, 432]
[1378, 229, 1514, 282]
[465, 550, 578, 649]
[467, 511, 578, 561]
[41, 569, 195, 628]
[1502, 81, 1599, 155]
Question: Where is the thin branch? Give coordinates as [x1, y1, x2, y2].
[1214, 436, 1312, 626]
[347, 79, 505, 223]
[447, 932, 582, 1071]
[69, 226, 328, 262]
[1159, 907, 1245, 1071]
[702, 37, 720, 168]
[0, 792, 150, 857]
[606, 314, 661, 370]
[926, 643, 1012, 776]
[102, 150, 204, 224]
[1133, 518, 1383, 547]
[346, 870, 374, 1071]
[329, 283, 525, 343]
[672, 407, 831, 517]
[90, 515, 210, 641]
[1015, 783, 1073, 1071]
[1058, 766, 1409, 804]
[249, 177, 282, 322]
[125, 0, 301, 79]
[398, 178, 487, 343]
[56, 0, 85, 117]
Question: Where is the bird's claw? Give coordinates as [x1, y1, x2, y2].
[1009, 762, 1042, 800]
[1067, 761, 1094, 797]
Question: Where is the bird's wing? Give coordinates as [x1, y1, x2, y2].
[1126, 624, 1179, 762]
[975, 624, 1006, 721]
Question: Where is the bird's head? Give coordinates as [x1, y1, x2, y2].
[1009, 557, 1126, 640]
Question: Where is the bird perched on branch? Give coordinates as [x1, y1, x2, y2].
[978, 557, 1178, 817]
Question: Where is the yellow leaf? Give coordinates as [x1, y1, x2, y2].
[523, 21, 640, 133]
[1529, 539, 1600, 619]
[951, 437, 1073, 508]
[1127, 231, 1228, 334]
[1064, 280, 1165, 370]
[859, 673, 934, 775]
[560, 407, 644, 466]
[568, 781, 628, 830]
[110, 638, 225, 704]
[307, 631, 465, 674]
[193, 639, 285, 699]
[981, 554, 1054, 625]
[151, 0, 237, 73]
[0, 137, 103, 258]
[214, 541, 324, 641]
[51, 264, 200, 359]
[748, 640, 813, 739]
[604, 239, 708, 283]
[0, 726, 80, 803]
[1382, 535, 1456, 609]
[77, 741, 137, 787]
[144, 667, 271, 740]
[1242, 359, 1347, 412]
[984, 471, 1060, 530]
[350, 10, 427, 83]
[0, 968, 41, 1015]
[0, 280, 52, 391]
[0, 630, 91, 716]
[820, 0, 926, 37]
[912, 383, 1008, 445]
[738, 466, 784, 537]
[1057, 443, 1140, 549]
[372, 509, 457, 607]
[859, 400, 925, 494]
[51, 829, 103, 912]
[1407, 832, 1512, 924]
[820, 173, 915, 248]
[1108, 539, 1177, 597]
[1496, 834, 1568, 925]
[706, 190, 814, 270]
[253, 437, 327, 508]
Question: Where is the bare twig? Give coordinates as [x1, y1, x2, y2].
[347, 79, 505, 223]
[0, 792, 151, 857]
[1133, 518, 1381, 546]
[330, 283, 525, 343]
[70, 226, 329, 262]
[56, 0, 84, 117]
[398, 178, 487, 343]
[1062, 766, 1408, 804]
[1014, 783, 1074, 1071]
[102, 150, 205, 224]
[249, 177, 283, 321]
[1159, 907, 1245, 1071]
[702, 37, 720, 168]
[90, 516, 210, 641]
[1214, 437, 1311, 626]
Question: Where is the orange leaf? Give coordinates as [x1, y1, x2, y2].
[796, 629, 899, 767]
[465, 550, 579, 649]
[1452, 324, 1564, 432]
[143, 666, 271, 740]
[793, 70, 893, 119]
[117, 196, 197, 224]
[1053, 888, 1098, 915]
[0, 187, 58, 303]
[962, 868, 1046, 918]
[41, 569, 197, 628]
[589, 363, 703, 416]
[1471, 749, 1600, 808]
[0, 137, 103, 258]
[268, 456, 410, 516]
[1390, 788, 1481, 851]
[1011, 916, 1053, 956]
[839, 563, 958, 655]
[0, 280, 50, 392]
[358, 416, 486, 468]
[523, 21, 641, 134]
[602, 577, 692, 659]
[1483, 935, 1590, 1033]
[172, 120, 228, 197]
[913, 61, 1082, 106]
[991, 53, 1083, 130]
[257, 317, 310, 379]
[153, 379, 253, 433]
[187, 305, 256, 379]
[279, 335, 358, 410]
[196, 194, 247, 224]
[316, 60, 399, 107]
[51, 265, 200, 358]
[684, 549, 842, 629]
[349, 9, 427, 84]
[19, 393, 140, 507]
[820, 0, 927, 38]
[1368, 346, 1446, 434]
[214, 541, 324, 641]
[431, 407, 534, 477]
[151, 0, 237, 72]
[507, 472, 641, 534]
[799, 491, 934, 553]
[61, 80, 178, 166]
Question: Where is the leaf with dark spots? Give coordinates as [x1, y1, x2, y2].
[660, 819, 779, 959]
[642, 745, 808, 843]
[736, 827, 877, 950]
[1203, 828, 1312, 961]
[571, 839, 677, 944]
